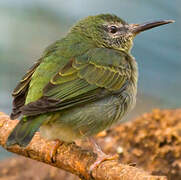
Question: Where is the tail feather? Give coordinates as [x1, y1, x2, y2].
[6, 115, 46, 147]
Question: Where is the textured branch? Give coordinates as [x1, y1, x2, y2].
[0, 112, 167, 180]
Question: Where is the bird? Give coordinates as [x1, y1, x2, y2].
[6, 14, 174, 170]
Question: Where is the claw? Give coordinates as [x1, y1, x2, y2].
[45, 139, 63, 163]
[88, 138, 119, 174]
[89, 153, 118, 173]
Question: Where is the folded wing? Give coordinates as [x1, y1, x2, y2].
[21, 48, 132, 116]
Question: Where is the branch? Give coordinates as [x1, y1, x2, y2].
[0, 112, 167, 180]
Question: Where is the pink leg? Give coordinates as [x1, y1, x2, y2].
[89, 138, 118, 173]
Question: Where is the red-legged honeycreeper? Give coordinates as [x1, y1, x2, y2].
[6, 14, 174, 151]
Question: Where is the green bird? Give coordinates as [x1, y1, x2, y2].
[6, 14, 173, 166]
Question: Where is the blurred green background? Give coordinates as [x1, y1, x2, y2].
[0, 0, 180, 159]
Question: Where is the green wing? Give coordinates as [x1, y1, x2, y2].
[21, 48, 132, 116]
[10, 59, 42, 119]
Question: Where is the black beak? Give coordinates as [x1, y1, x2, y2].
[131, 20, 174, 34]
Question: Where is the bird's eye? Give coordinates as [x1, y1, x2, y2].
[109, 26, 118, 34]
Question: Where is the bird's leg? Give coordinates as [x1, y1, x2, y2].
[88, 137, 118, 173]
[45, 139, 63, 163]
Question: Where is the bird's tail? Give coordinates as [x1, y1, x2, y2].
[6, 115, 46, 147]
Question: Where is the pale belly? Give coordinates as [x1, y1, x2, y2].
[40, 92, 135, 142]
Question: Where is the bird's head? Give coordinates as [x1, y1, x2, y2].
[70, 14, 174, 52]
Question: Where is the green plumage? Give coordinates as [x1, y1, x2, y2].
[6, 115, 47, 147]
[6, 14, 173, 147]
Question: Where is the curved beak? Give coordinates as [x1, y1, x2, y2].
[130, 20, 174, 35]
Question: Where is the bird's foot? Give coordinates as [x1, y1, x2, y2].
[89, 153, 118, 173]
[88, 138, 119, 174]
[45, 139, 63, 163]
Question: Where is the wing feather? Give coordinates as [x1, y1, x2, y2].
[21, 48, 132, 116]
[10, 59, 42, 119]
